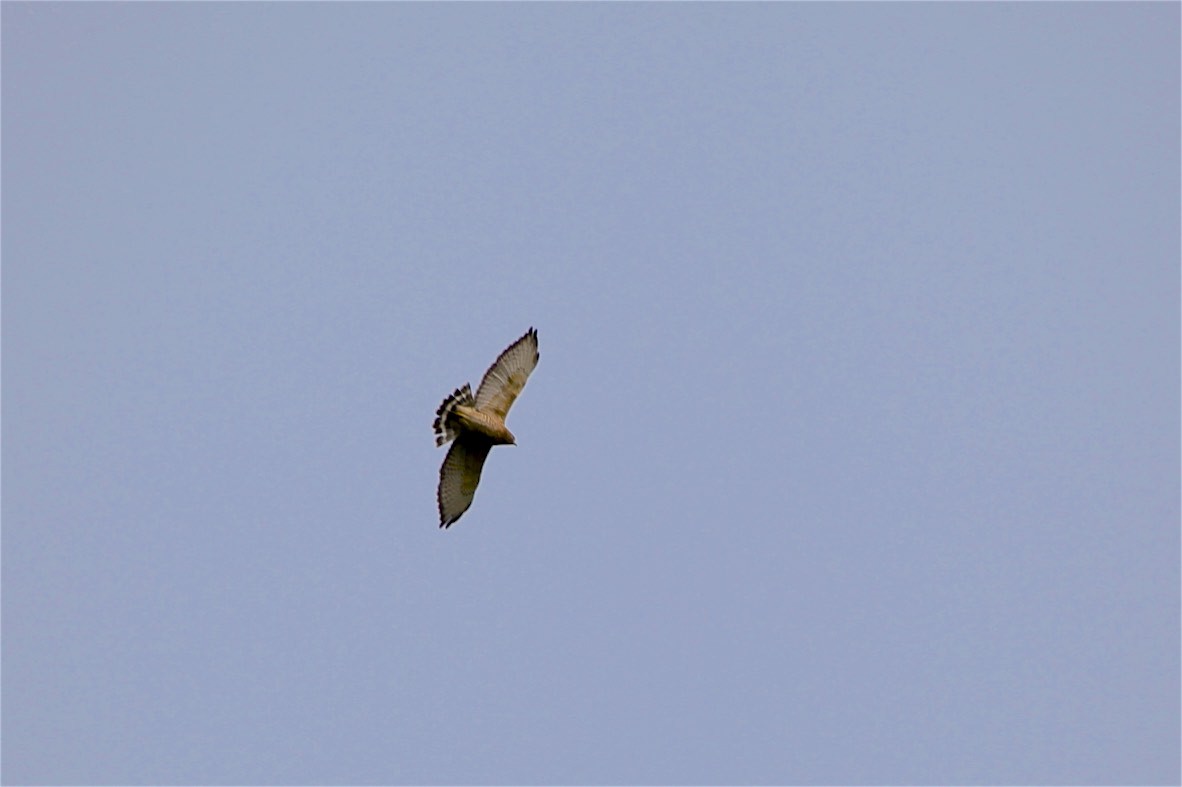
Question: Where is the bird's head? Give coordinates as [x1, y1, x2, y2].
[493, 423, 516, 445]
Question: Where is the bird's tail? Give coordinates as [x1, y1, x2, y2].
[433, 383, 475, 446]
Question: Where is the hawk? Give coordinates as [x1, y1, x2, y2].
[433, 328, 540, 528]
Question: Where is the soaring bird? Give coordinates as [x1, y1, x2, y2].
[433, 328, 540, 528]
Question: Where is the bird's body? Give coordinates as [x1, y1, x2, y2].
[433, 328, 539, 528]
[449, 404, 516, 444]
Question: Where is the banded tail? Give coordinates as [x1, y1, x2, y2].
[433, 383, 474, 447]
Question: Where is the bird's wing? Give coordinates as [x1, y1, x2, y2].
[473, 328, 539, 419]
[437, 434, 493, 528]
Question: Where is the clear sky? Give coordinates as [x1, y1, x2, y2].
[3, 4, 1178, 785]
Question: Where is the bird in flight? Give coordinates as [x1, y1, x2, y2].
[433, 328, 540, 528]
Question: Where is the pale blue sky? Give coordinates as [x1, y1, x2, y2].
[3, 3, 1179, 785]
